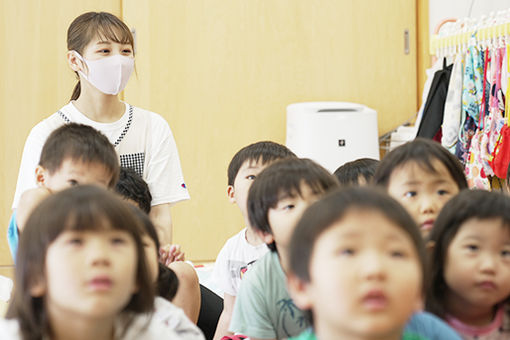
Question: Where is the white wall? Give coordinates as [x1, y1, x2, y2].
[429, 0, 509, 35]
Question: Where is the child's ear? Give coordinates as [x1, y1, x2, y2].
[35, 165, 47, 186]
[287, 273, 313, 310]
[227, 185, 236, 204]
[256, 229, 274, 245]
[29, 277, 46, 298]
[67, 50, 85, 73]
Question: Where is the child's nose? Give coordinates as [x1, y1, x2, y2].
[479, 252, 497, 273]
[87, 240, 112, 266]
[419, 196, 437, 214]
[360, 252, 386, 281]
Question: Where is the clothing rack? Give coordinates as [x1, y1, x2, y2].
[430, 9, 510, 57]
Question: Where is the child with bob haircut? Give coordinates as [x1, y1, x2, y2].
[287, 187, 462, 340]
[427, 189, 510, 339]
[230, 158, 339, 339]
[213, 141, 296, 340]
[7, 123, 120, 258]
[333, 158, 379, 186]
[374, 138, 467, 237]
[2, 185, 183, 339]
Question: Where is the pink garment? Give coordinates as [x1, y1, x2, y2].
[446, 304, 510, 339]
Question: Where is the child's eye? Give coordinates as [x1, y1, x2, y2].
[338, 248, 355, 256]
[283, 204, 295, 211]
[111, 237, 127, 245]
[122, 49, 133, 54]
[98, 49, 110, 53]
[438, 189, 449, 195]
[68, 179, 79, 186]
[404, 191, 417, 198]
[246, 175, 256, 180]
[390, 250, 407, 258]
[501, 249, 510, 258]
[68, 237, 83, 246]
[465, 244, 479, 252]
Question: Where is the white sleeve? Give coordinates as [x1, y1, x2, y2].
[12, 124, 51, 209]
[145, 114, 190, 206]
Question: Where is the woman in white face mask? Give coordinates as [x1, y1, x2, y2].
[10, 11, 200, 322]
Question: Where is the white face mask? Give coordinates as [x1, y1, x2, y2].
[74, 51, 134, 95]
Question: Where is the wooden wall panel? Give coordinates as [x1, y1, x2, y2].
[123, 0, 418, 261]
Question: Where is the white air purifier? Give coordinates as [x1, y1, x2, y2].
[286, 102, 379, 173]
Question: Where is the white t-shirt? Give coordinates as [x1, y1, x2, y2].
[0, 314, 189, 339]
[153, 296, 204, 339]
[211, 228, 269, 297]
[13, 102, 189, 209]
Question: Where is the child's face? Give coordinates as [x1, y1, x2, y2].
[387, 160, 459, 237]
[81, 36, 134, 61]
[292, 210, 422, 340]
[228, 159, 268, 225]
[266, 183, 320, 251]
[37, 159, 112, 192]
[142, 234, 159, 284]
[38, 229, 138, 320]
[444, 218, 510, 316]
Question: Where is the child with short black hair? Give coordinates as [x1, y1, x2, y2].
[229, 158, 339, 339]
[2, 185, 182, 339]
[427, 189, 510, 339]
[212, 141, 296, 340]
[333, 158, 379, 186]
[286, 187, 460, 340]
[374, 138, 467, 237]
[7, 123, 119, 258]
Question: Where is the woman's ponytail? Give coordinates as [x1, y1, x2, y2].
[71, 80, 81, 101]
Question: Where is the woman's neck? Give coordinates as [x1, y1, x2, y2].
[72, 83, 125, 123]
[445, 290, 496, 326]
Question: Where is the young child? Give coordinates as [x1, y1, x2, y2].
[374, 138, 468, 237]
[7, 123, 119, 258]
[115, 167, 201, 324]
[1, 185, 181, 339]
[427, 189, 510, 339]
[229, 158, 339, 339]
[333, 158, 379, 186]
[287, 186, 464, 340]
[212, 141, 296, 340]
[131, 207, 205, 340]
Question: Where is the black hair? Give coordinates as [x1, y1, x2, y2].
[247, 158, 339, 251]
[426, 189, 510, 318]
[130, 207, 179, 301]
[333, 158, 379, 186]
[227, 141, 296, 186]
[39, 123, 119, 188]
[289, 187, 426, 325]
[116, 167, 152, 213]
[373, 138, 467, 190]
[7, 185, 153, 340]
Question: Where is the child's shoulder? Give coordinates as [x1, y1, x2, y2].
[153, 297, 204, 340]
[17, 187, 52, 230]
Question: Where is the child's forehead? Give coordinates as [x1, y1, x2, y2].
[320, 208, 414, 244]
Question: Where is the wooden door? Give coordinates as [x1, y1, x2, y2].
[122, 0, 417, 261]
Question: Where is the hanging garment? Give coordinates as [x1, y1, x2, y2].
[479, 48, 495, 178]
[484, 47, 505, 176]
[465, 48, 490, 190]
[417, 58, 453, 139]
[490, 45, 510, 179]
[442, 53, 464, 152]
[456, 46, 484, 164]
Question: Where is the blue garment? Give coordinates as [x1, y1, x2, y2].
[405, 311, 462, 340]
[7, 211, 18, 260]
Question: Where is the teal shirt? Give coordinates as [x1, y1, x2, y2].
[230, 251, 309, 339]
[290, 328, 427, 340]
